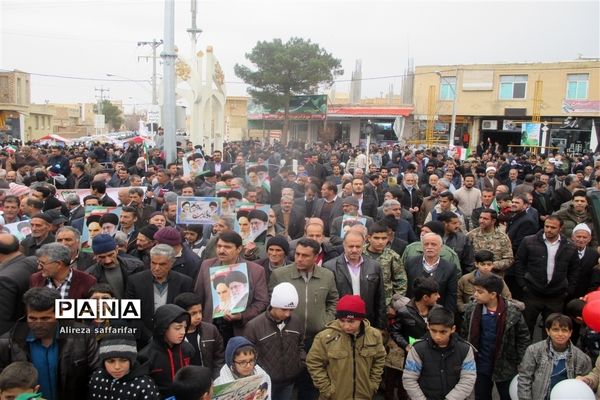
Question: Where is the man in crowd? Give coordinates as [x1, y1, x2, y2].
[311, 181, 344, 236]
[324, 231, 386, 329]
[20, 213, 55, 256]
[0, 233, 38, 334]
[126, 243, 193, 337]
[404, 232, 459, 313]
[85, 234, 144, 299]
[453, 173, 481, 231]
[515, 216, 580, 336]
[0, 287, 99, 400]
[467, 209, 514, 276]
[194, 231, 269, 341]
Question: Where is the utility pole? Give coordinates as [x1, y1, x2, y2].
[138, 39, 163, 105]
[94, 86, 109, 135]
[187, 0, 202, 54]
[162, 0, 177, 165]
[94, 86, 110, 113]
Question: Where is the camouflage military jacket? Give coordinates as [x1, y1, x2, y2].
[363, 245, 407, 306]
[467, 227, 514, 274]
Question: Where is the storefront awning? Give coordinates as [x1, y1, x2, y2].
[327, 106, 413, 118]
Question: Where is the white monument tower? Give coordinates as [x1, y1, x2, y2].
[173, 0, 227, 151]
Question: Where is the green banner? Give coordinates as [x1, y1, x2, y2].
[248, 95, 327, 120]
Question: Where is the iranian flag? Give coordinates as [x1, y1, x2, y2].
[454, 147, 471, 161]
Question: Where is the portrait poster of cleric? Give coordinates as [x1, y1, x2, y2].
[2, 220, 32, 241]
[176, 196, 222, 225]
[233, 202, 270, 244]
[212, 374, 270, 400]
[340, 214, 367, 239]
[209, 263, 249, 319]
[80, 206, 121, 253]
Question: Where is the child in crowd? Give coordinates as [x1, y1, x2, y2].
[402, 307, 476, 400]
[174, 292, 225, 379]
[457, 250, 512, 313]
[0, 361, 42, 400]
[243, 282, 304, 400]
[388, 277, 441, 400]
[496, 193, 513, 226]
[86, 284, 119, 342]
[168, 366, 213, 400]
[461, 274, 530, 400]
[139, 304, 194, 398]
[307, 295, 386, 400]
[213, 336, 271, 397]
[518, 313, 592, 399]
[89, 334, 160, 400]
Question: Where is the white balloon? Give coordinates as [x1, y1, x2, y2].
[509, 375, 519, 400]
[550, 379, 595, 400]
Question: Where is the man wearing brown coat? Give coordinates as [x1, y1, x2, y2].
[193, 231, 269, 342]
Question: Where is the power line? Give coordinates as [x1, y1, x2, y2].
[2, 63, 598, 86]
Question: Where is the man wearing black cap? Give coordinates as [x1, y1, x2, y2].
[256, 236, 289, 281]
[44, 209, 68, 233]
[20, 213, 55, 256]
[129, 224, 158, 265]
[197, 170, 218, 197]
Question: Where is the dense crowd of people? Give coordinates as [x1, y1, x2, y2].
[0, 137, 598, 399]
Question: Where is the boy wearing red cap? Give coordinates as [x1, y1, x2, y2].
[306, 295, 386, 400]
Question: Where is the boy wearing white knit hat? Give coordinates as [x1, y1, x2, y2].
[244, 282, 305, 400]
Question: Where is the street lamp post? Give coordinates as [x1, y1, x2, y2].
[436, 68, 459, 148]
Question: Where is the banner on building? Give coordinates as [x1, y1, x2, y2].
[562, 100, 600, 114]
[521, 122, 541, 146]
[247, 95, 327, 120]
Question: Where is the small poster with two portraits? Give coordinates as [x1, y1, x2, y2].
[176, 196, 224, 225]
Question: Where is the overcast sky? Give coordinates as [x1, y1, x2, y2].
[1, 0, 598, 109]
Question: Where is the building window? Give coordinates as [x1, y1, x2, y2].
[439, 77, 456, 100]
[566, 73, 588, 100]
[499, 75, 527, 100]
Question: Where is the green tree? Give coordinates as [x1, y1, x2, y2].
[235, 37, 341, 143]
[94, 100, 124, 131]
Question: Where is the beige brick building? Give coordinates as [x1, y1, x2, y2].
[413, 60, 600, 153]
[0, 70, 31, 142]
